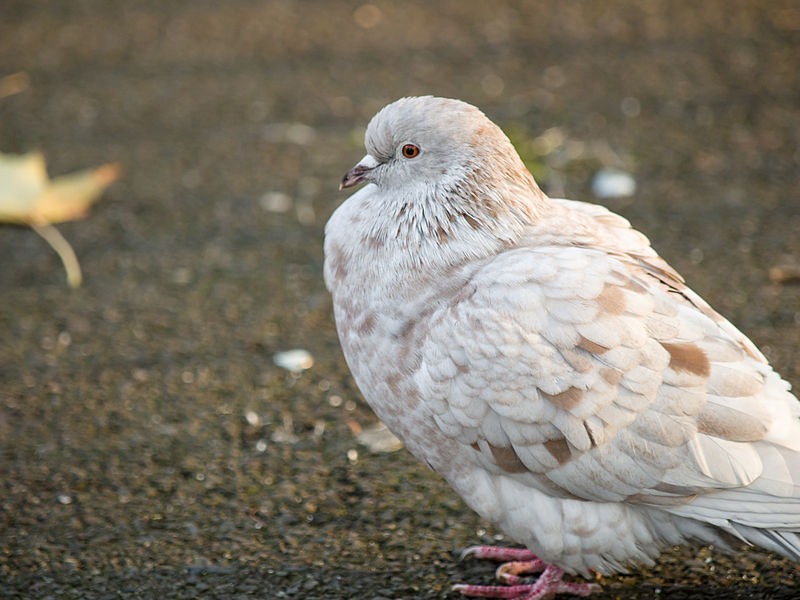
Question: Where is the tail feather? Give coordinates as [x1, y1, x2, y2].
[732, 523, 800, 562]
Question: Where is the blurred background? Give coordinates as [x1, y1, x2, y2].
[1, 1, 799, 598]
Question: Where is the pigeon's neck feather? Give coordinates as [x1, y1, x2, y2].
[324, 180, 548, 305]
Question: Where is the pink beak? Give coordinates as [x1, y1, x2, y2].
[340, 154, 379, 190]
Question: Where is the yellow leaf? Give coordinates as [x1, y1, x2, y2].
[31, 162, 121, 224]
[0, 151, 120, 225]
[0, 151, 121, 287]
[0, 152, 49, 222]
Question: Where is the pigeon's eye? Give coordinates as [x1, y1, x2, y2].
[401, 144, 420, 159]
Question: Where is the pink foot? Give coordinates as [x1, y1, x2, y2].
[460, 545, 545, 585]
[455, 546, 600, 600]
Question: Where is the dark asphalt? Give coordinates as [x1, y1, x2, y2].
[1, 1, 799, 598]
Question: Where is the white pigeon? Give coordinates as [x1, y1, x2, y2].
[324, 96, 800, 599]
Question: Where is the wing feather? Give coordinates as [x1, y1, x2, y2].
[419, 203, 800, 516]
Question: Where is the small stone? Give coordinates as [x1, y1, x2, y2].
[357, 421, 404, 453]
[591, 168, 637, 198]
[769, 264, 800, 284]
[260, 191, 292, 213]
[353, 4, 382, 29]
[273, 349, 313, 372]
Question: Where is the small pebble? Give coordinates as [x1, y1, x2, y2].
[273, 349, 313, 372]
[357, 421, 404, 453]
[245, 410, 261, 427]
[769, 264, 800, 284]
[260, 191, 292, 213]
[591, 168, 637, 198]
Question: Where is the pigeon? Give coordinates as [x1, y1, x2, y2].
[324, 96, 800, 599]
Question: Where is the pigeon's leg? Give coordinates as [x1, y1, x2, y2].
[455, 547, 600, 599]
[460, 546, 541, 562]
[460, 545, 546, 585]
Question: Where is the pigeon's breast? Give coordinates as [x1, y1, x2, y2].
[326, 207, 490, 477]
[331, 285, 479, 476]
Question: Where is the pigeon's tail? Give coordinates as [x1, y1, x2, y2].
[731, 524, 800, 562]
[663, 445, 800, 564]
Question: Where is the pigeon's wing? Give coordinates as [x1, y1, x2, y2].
[555, 197, 769, 363]
[420, 240, 800, 514]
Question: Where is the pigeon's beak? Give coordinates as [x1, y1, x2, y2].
[340, 154, 379, 190]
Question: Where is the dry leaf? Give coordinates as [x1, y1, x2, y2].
[0, 151, 120, 286]
[0, 151, 120, 225]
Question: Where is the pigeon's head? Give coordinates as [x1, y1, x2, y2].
[341, 97, 484, 189]
[341, 97, 542, 208]
[337, 97, 546, 254]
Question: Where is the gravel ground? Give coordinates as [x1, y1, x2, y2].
[1, 1, 799, 598]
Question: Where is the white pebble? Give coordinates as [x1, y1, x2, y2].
[357, 421, 404, 453]
[260, 191, 292, 213]
[591, 168, 636, 198]
[273, 349, 313, 372]
[245, 410, 261, 427]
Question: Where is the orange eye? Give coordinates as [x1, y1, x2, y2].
[401, 144, 420, 158]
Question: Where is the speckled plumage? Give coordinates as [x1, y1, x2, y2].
[324, 97, 800, 592]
